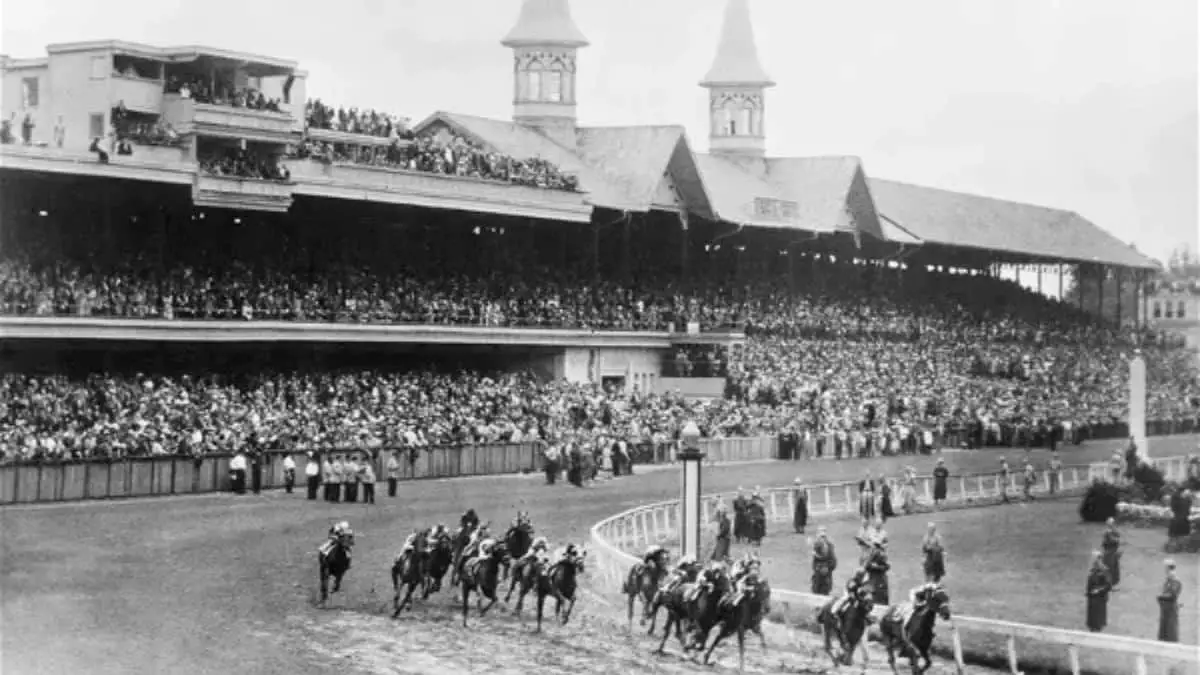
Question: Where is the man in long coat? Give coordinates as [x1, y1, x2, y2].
[811, 527, 837, 595]
[732, 488, 748, 543]
[864, 541, 891, 605]
[932, 459, 949, 506]
[1101, 518, 1122, 587]
[710, 504, 732, 561]
[792, 478, 808, 534]
[1085, 550, 1113, 632]
[1158, 559, 1183, 642]
[922, 522, 946, 582]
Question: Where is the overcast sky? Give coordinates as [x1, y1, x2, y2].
[2, 0, 1196, 263]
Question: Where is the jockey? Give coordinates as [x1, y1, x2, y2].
[329, 521, 353, 544]
[519, 536, 551, 565]
[461, 509, 480, 531]
[833, 566, 871, 622]
[660, 554, 701, 594]
[908, 582, 938, 613]
[642, 544, 667, 569]
[473, 537, 497, 563]
[400, 532, 419, 556]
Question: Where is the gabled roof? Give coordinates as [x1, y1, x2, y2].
[575, 125, 716, 219]
[694, 153, 885, 238]
[868, 178, 1159, 269]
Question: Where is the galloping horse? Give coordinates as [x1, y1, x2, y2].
[623, 553, 669, 633]
[449, 523, 476, 587]
[702, 573, 771, 670]
[502, 513, 534, 579]
[391, 530, 429, 616]
[459, 540, 509, 627]
[877, 585, 952, 675]
[422, 529, 454, 598]
[317, 532, 354, 606]
[816, 588, 876, 668]
[535, 549, 585, 632]
[503, 550, 546, 618]
[653, 566, 727, 658]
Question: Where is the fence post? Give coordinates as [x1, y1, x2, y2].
[1134, 655, 1148, 675]
[1006, 636, 1019, 675]
[823, 487, 831, 511]
[843, 485, 853, 511]
[951, 626, 966, 675]
[1067, 645, 1081, 675]
[959, 476, 967, 499]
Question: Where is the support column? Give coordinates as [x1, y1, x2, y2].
[677, 421, 704, 561]
[1098, 266, 1105, 321]
[1115, 269, 1123, 326]
[1129, 351, 1147, 458]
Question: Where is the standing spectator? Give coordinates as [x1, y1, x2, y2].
[879, 473, 895, 521]
[1157, 559, 1182, 643]
[1085, 550, 1113, 632]
[386, 451, 401, 497]
[329, 454, 343, 503]
[360, 457, 376, 505]
[922, 522, 946, 583]
[710, 504, 731, 561]
[1101, 518, 1122, 588]
[230, 450, 247, 495]
[1022, 459, 1037, 500]
[810, 527, 836, 595]
[932, 458, 949, 507]
[305, 452, 320, 500]
[542, 439, 559, 485]
[282, 453, 296, 494]
[792, 478, 808, 534]
[864, 541, 891, 605]
[344, 454, 359, 503]
[1047, 451, 1062, 494]
[998, 456, 1011, 504]
[321, 454, 334, 502]
[857, 470, 876, 521]
[250, 450, 262, 495]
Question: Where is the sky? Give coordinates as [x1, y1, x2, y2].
[2, 0, 1197, 265]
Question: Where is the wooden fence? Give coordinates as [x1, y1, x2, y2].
[588, 456, 1197, 675]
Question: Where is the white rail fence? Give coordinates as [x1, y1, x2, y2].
[589, 456, 1197, 675]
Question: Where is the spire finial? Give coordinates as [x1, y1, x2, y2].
[701, 0, 774, 88]
[502, 0, 589, 49]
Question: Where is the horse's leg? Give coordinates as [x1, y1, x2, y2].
[654, 614, 673, 654]
[703, 625, 727, 665]
[646, 597, 660, 636]
[626, 590, 636, 632]
[737, 627, 746, 672]
[535, 590, 547, 633]
[560, 597, 575, 625]
[391, 567, 401, 617]
[857, 634, 871, 674]
[504, 570, 518, 603]
[478, 585, 497, 617]
[885, 641, 900, 675]
[319, 565, 328, 606]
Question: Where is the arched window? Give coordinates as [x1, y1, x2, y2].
[544, 71, 562, 102]
[738, 107, 752, 136]
[527, 70, 542, 102]
[1164, 302, 1174, 319]
[1153, 302, 1162, 318]
[721, 105, 737, 135]
[1178, 301, 1187, 319]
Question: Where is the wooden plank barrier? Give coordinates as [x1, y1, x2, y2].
[589, 457, 1199, 675]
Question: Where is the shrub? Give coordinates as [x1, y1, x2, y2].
[1079, 480, 1122, 522]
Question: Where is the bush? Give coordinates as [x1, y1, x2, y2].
[1130, 462, 1167, 502]
[1079, 480, 1122, 522]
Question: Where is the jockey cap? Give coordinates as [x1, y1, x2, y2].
[532, 536, 549, 550]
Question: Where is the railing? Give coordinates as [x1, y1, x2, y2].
[589, 456, 1197, 675]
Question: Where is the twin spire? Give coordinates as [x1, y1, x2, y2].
[502, 0, 771, 156]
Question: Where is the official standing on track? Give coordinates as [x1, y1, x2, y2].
[1085, 550, 1113, 632]
[321, 454, 334, 502]
[810, 527, 836, 595]
[329, 455, 344, 503]
[282, 453, 296, 494]
[230, 450, 247, 495]
[361, 457, 376, 504]
[1157, 559, 1182, 642]
[386, 451, 401, 497]
[305, 452, 321, 500]
[344, 454, 359, 504]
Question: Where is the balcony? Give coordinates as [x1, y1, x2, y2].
[110, 76, 164, 114]
[192, 174, 294, 212]
[163, 94, 298, 144]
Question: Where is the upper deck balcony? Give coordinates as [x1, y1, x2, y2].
[162, 94, 297, 144]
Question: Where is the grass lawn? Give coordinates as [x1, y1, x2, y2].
[739, 499, 1197, 674]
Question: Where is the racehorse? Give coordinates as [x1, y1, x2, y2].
[503, 550, 545, 618]
[653, 566, 728, 658]
[460, 540, 509, 627]
[501, 513, 534, 579]
[535, 549, 585, 632]
[422, 529, 454, 598]
[700, 572, 771, 671]
[391, 530, 428, 616]
[317, 532, 353, 606]
[623, 555, 668, 633]
[816, 588, 875, 668]
[450, 520, 486, 587]
[877, 585, 952, 675]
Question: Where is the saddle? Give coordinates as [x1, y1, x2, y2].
[683, 584, 704, 604]
[318, 540, 337, 558]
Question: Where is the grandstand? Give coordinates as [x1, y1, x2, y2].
[1, 0, 1196, 470]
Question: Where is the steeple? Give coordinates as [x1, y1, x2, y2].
[700, 0, 775, 157]
[502, 0, 589, 149]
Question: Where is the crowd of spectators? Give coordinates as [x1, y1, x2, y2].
[2, 240, 1198, 463]
[198, 146, 290, 181]
[304, 99, 413, 139]
[164, 74, 283, 112]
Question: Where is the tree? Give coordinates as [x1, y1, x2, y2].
[1165, 245, 1200, 280]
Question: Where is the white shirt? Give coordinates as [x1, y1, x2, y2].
[305, 460, 320, 477]
[283, 457, 296, 471]
[230, 454, 247, 471]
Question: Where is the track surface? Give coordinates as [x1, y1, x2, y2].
[1, 437, 1180, 675]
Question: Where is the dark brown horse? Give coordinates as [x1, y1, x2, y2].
[502, 513, 534, 580]
[422, 529, 454, 598]
[878, 585, 952, 675]
[816, 588, 875, 668]
[459, 540, 509, 627]
[702, 573, 771, 670]
[390, 531, 428, 616]
[317, 534, 353, 606]
[503, 551, 545, 617]
[535, 550, 585, 632]
[653, 566, 727, 658]
[624, 553, 668, 633]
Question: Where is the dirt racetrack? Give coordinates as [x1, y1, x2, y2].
[1, 437, 1186, 675]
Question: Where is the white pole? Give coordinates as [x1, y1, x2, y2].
[678, 421, 704, 561]
[1129, 351, 1148, 458]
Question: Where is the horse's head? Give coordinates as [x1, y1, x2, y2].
[928, 586, 952, 620]
[490, 540, 510, 563]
